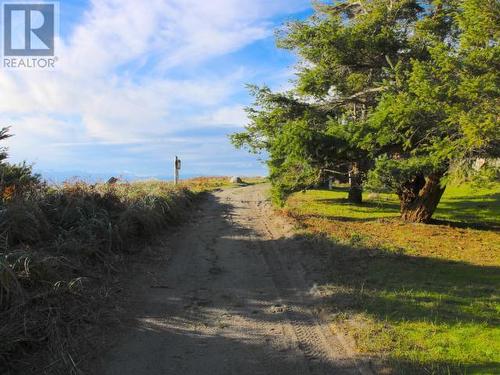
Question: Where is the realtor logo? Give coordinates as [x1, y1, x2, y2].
[2, 1, 58, 69]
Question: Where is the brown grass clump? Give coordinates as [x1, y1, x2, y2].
[285, 186, 500, 266]
[291, 215, 500, 266]
[0, 179, 195, 374]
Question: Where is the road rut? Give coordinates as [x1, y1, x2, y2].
[99, 184, 370, 375]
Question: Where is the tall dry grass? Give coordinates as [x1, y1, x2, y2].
[0, 179, 195, 374]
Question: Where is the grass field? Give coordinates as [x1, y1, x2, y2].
[285, 183, 500, 374]
[178, 176, 266, 192]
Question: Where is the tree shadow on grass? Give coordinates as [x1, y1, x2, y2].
[97, 192, 499, 375]
[294, 212, 396, 223]
[320, 238, 499, 324]
[315, 198, 400, 211]
[430, 218, 499, 231]
[309, 188, 500, 230]
[306, 186, 401, 221]
[304, 197, 400, 222]
[434, 192, 500, 230]
[289, 233, 500, 374]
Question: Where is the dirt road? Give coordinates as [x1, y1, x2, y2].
[99, 184, 371, 375]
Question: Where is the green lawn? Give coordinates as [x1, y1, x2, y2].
[288, 183, 500, 225]
[286, 183, 500, 374]
[435, 184, 500, 225]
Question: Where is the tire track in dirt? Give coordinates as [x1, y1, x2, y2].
[98, 184, 371, 375]
[248, 187, 373, 375]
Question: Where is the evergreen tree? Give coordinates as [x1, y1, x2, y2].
[365, 0, 499, 222]
[232, 0, 499, 222]
[0, 127, 12, 162]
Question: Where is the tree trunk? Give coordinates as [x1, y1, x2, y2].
[398, 172, 446, 223]
[348, 162, 363, 204]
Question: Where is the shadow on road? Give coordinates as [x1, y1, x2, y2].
[100, 190, 499, 375]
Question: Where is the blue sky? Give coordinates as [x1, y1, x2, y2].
[1, 0, 313, 181]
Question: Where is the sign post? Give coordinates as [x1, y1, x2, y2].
[174, 156, 181, 185]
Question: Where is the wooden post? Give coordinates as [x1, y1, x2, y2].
[174, 156, 181, 185]
[328, 177, 334, 190]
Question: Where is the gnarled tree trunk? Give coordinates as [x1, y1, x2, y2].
[348, 162, 363, 204]
[398, 172, 446, 223]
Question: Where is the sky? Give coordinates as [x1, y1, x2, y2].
[0, 0, 312, 181]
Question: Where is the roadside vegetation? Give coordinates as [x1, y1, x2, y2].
[0, 132, 239, 375]
[232, 0, 499, 223]
[231, 2, 499, 370]
[285, 183, 500, 374]
[180, 176, 266, 191]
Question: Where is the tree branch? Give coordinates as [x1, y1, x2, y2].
[317, 86, 387, 110]
[314, 1, 367, 16]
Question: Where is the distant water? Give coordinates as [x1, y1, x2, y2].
[36, 170, 205, 184]
[36, 170, 248, 184]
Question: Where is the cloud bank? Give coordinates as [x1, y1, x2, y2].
[0, 0, 309, 178]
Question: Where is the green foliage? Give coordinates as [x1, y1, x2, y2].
[0, 127, 42, 202]
[232, 0, 427, 203]
[233, 0, 499, 219]
[0, 162, 42, 200]
[232, 86, 339, 203]
[231, 86, 368, 204]
[366, 0, 500, 192]
[0, 127, 12, 162]
[366, 155, 442, 193]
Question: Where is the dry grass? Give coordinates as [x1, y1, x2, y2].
[286, 184, 500, 266]
[290, 217, 499, 266]
[0, 178, 220, 374]
[0, 175, 263, 374]
[179, 176, 266, 192]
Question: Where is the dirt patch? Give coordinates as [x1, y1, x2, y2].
[95, 184, 372, 375]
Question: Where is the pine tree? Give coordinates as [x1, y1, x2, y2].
[232, 0, 499, 221]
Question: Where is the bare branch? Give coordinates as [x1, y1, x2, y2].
[316, 86, 387, 110]
[313, 1, 368, 16]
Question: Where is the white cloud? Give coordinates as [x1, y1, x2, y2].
[195, 105, 248, 128]
[0, 0, 309, 174]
